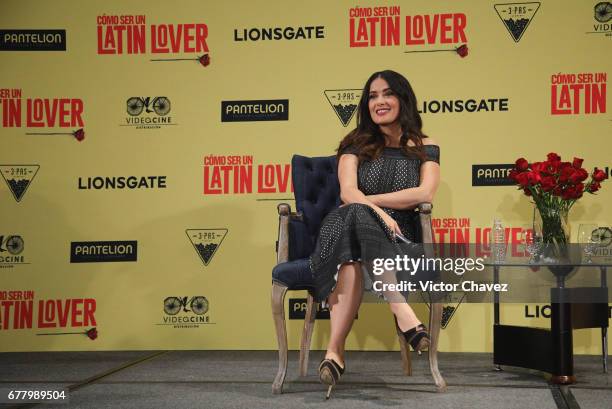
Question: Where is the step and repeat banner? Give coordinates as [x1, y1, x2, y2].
[0, 0, 610, 353]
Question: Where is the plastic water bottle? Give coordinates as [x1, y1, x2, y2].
[492, 219, 507, 262]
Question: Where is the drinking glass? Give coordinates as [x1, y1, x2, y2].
[523, 222, 543, 262]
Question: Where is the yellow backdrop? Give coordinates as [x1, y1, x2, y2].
[0, 0, 610, 354]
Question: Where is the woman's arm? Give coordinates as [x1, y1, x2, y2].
[338, 153, 373, 206]
[338, 153, 402, 234]
[367, 160, 440, 210]
[367, 141, 441, 210]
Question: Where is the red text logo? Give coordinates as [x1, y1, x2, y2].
[97, 15, 209, 55]
[203, 155, 293, 195]
[551, 72, 607, 115]
[433, 217, 530, 258]
[348, 5, 467, 48]
[0, 88, 84, 128]
[0, 290, 97, 330]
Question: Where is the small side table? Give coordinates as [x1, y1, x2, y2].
[488, 260, 609, 384]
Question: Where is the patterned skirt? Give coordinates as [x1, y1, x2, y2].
[309, 203, 432, 303]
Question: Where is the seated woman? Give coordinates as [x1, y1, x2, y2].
[309, 70, 440, 399]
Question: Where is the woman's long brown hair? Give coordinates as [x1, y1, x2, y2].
[337, 70, 428, 163]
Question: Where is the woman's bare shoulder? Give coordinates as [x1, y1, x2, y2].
[422, 137, 438, 146]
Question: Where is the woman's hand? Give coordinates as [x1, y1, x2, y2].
[337, 153, 401, 238]
[375, 208, 402, 237]
[341, 202, 401, 238]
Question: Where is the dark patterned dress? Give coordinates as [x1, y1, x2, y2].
[309, 145, 440, 303]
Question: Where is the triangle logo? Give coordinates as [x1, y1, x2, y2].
[324, 89, 362, 127]
[0, 165, 40, 202]
[494, 2, 540, 42]
[441, 302, 462, 329]
[186, 229, 228, 266]
[420, 281, 466, 329]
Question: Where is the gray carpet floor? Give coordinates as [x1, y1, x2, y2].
[0, 351, 610, 409]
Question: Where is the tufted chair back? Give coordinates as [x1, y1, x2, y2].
[289, 155, 340, 261]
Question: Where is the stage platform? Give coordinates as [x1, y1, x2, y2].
[1, 351, 610, 409]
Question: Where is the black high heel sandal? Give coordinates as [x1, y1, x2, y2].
[402, 324, 430, 354]
[318, 358, 345, 399]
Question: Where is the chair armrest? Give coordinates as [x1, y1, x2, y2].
[417, 202, 434, 257]
[277, 204, 291, 264]
[276, 204, 305, 264]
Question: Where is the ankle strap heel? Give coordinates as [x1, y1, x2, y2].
[318, 359, 345, 399]
[402, 324, 430, 353]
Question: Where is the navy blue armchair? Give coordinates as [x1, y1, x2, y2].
[271, 154, 446, 394]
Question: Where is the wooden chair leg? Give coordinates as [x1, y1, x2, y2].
[299, 293, 316, 376]
[429, 302, 447, 392]
[271, 282, 288, 394]
[395, 318, 412, 376]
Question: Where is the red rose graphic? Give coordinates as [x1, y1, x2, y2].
[456, 44, 468, 58]
[86, 327, 98, 340]
[199, 54, 211, 67]
[150, 54, 211, 67]
[26, 128, 86, 141]
[405, 44, 469, 58]
[73, 128, 85, 142]
[37, 326, 98, 340]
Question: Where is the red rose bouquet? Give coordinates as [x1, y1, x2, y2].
[509, 152, 607, 246]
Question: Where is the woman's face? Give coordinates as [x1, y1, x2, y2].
[368, 77, 400, 126]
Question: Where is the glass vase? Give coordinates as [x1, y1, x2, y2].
[534, 204, 574, 279]
[535, 204, 569, 246]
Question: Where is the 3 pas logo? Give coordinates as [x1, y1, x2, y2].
[0, 88, 85, 141]
[0, 165, 39, 202]
[494, 2, 540, 42]
[186, 229, 227, 266]
[324, 89, 362, 127]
